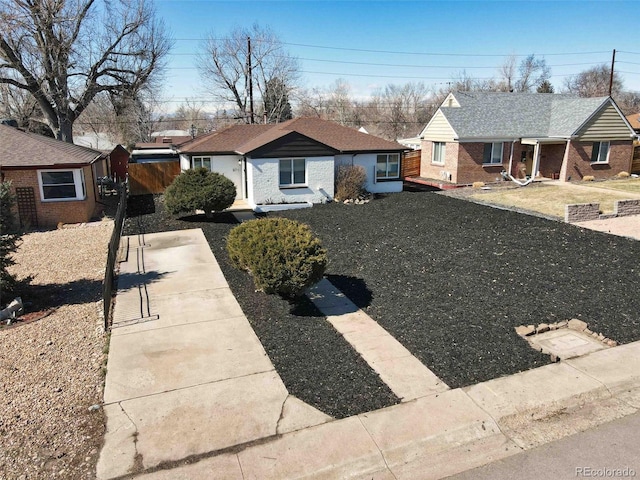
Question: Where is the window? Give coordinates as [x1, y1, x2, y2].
[483, 142, 504, 165]
[376, 153, 400, 179]
[279, 158, 306, 186]
[591, 141, 610, 164]
[192, 156, 212, 170]
[432, 142, 446, 165]
[38, 169, 86, 201]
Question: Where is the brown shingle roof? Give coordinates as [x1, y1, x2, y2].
[0, 125, 103, 168]
[626, 113, 640, 131]
[177, 118, 406, 155]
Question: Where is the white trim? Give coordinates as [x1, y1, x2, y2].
[431, 142, 446, 165]
[591, 141, 610, 164]
[191, 155, 213, 170]
[37, 168, 86, 202]
[375, 153, 400, 179]
[279, 157, 307, 187]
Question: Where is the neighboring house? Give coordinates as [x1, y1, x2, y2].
[625, 113, 640, 135]
[176, 117, 407, 211]
[0, 124, 107, 228]
[397, 136, 422, 150]
[419, 92, 636, 185]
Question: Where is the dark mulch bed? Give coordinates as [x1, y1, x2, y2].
[122, 195, 399, 418]
[278, 190, 640, 388]
[123, 190, 640, 415]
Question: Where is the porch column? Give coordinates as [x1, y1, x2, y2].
[531, 142, 541, 179]
[558, 140, 571, 182]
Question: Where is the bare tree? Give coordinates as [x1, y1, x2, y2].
[371, 82, 430, 140]
[515, 55, 550, 92]
[564, 64, 623, 97]
[497, 55, 517, 92]
[0, 0, 171, 142]
[198, 24, 299, 123]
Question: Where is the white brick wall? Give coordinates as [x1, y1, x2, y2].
[335, 154, 403, 193]
[247, 156, 334, 207]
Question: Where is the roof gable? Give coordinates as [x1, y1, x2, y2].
[0, 125, 103, 168]
[177, 117, 406, 156]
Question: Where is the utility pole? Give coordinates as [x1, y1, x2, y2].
[247, 36, 255, 124]
[608, 49, 616, 96]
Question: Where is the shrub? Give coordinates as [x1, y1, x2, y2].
[582, 175, 595, 182]
[227, 218, 327, 298]
[164, 168, 236, 217]
[617, 171, 631, 178]
[472, 181, 485, 189]
[335, 165, 367, 201]
[0, 181, 21, 296]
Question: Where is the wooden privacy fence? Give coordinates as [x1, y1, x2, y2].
[128, 161, 181, 195]
[402, 150, 421, 178]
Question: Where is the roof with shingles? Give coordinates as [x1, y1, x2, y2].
[435, 92, 612, 139]
[625, 113, 640, 131]
[0, 124, 103, 168]
[177, 117, 406, 155]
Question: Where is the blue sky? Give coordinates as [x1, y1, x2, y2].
[155, 0, 640, 112]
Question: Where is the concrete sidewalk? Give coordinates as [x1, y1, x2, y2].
[97, 228, 640, 480]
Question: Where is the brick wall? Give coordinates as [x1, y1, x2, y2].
[419, 141, 460, 183]
[456, 142, 508, 184]
[538, 144, 565, 179]
[564, 141, 632, 181]
[2, 165, 98, 228]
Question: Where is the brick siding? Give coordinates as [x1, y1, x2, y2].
[2, 165, 99, 228]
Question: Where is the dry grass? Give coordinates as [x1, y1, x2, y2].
[469, 183, 635, 218]
[582, 177, 640, 195]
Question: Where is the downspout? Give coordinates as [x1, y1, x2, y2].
[507, 141, 515, 177]
[502, 140, 535, 186]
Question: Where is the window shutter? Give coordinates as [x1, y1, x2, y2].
[483, 144, 492, 164]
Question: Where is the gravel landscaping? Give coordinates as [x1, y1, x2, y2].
[123, 189, 640, 415]
[0, 221, 113, 480]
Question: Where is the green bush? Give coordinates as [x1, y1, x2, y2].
[164, 168, 236, 217]
[227, 218, 327, 298]
[335, 164, 367, 201]
[0, 181, 21, 296]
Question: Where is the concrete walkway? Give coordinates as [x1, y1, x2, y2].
[98, 228, 640, 480]
[308, 279, 449, 401]
[97, 230, 331, 479]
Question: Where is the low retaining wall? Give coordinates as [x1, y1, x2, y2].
[566, 199, 640, 223]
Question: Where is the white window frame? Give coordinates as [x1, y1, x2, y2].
[591, 141, 610, 164]
[376, 153, 400, 180]
[37, 168, 86, 202]
[432, 142, 446, 165]
[483, 142, 504, 165]
[279, 158, 307, 187]
[191, 156, 212, 170]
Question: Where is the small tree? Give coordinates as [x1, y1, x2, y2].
[0, 181, 21, 297]
[164, 168, 236, 217]
[227, 218, 327, 298]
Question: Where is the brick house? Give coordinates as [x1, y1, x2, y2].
[0, 124, 107, 228]
[177, 117, 407, 212]
[419, 92, 636, 185]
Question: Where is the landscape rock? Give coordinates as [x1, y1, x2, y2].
[568, 319, 588, 332]
[515, 325, 535, 337]
[536, 323, 550, 333]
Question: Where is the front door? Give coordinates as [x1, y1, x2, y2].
[213, 158, 244, 200]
